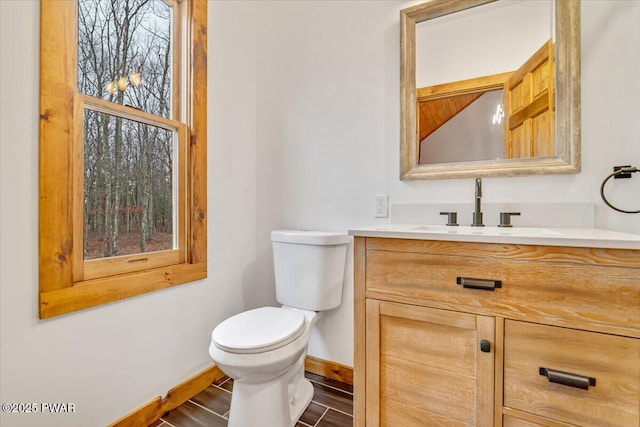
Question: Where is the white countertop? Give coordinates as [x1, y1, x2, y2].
[348, 224, 640, 250]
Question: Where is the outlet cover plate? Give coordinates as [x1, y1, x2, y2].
[375, 195, 389, 218]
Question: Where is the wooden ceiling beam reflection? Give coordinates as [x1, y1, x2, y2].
[416, 71, 513, 143]
[417, 93, 482, 142]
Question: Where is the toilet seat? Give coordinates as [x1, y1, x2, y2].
[212, 307, 306, 354]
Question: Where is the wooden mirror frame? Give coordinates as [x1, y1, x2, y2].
[400, 0, 580, 180]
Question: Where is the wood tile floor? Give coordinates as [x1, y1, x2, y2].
[149, 372, 353, 427]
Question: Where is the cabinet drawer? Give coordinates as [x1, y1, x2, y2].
[504, 320, 640, 427]
[364, 239, 640, 331]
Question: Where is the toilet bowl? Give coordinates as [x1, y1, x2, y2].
[209, 307, 319, 427]
[209, 230, 350, 427]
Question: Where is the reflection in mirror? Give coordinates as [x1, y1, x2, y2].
[418, 37, 556, 163]
[400, 0, 580, 180]
[419, 89, 505, 164]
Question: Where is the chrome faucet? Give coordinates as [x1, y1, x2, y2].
[472, 177, 484, 226]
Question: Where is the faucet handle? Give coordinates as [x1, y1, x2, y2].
[499, 212, 521, 227]
[440, 211, 459, 226]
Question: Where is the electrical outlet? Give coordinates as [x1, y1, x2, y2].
[374, 195, 389, 218]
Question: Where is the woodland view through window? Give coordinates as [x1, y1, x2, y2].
[78, 0, 177, 260]
[39, 0, 207, 318]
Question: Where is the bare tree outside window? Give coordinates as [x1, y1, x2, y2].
[40, 0, 206, 318]
[78, 0, 175, 260]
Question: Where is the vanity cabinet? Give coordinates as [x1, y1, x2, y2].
[353, 237, 640, 427]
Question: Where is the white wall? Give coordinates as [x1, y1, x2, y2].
[1, 1, 638, 426]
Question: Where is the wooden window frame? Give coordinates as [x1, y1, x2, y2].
[39, 0, 207, 319]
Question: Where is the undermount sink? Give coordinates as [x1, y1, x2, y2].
[410, 225, 564, 236]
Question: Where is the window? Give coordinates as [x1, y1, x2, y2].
[39, 0, 207, 318]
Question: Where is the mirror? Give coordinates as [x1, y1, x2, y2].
[400, 0, 580, 180]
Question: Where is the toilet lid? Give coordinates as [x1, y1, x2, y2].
[211, 307, 306, 354]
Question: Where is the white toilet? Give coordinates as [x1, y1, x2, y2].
[209, 230, 350, 427]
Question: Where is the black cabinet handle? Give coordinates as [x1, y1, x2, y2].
[456, 277, 502, 290]
[539, 367, 596, 390]
[480, 339, 491, 353]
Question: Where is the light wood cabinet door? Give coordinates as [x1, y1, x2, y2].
[365, 300, 495, 427]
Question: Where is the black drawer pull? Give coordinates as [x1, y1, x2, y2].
[456, 277, 502, 290]
[539, 367, 596, 390]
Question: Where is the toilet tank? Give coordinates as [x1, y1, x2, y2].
[271, 230, 350, 311]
